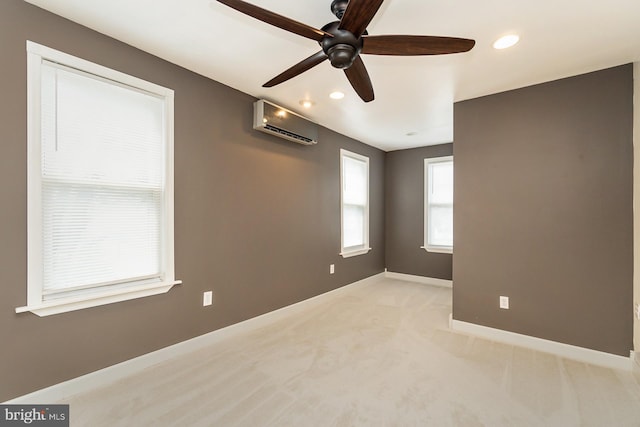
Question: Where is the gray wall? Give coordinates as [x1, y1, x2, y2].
[453, 65, 634, 356]
[0, 0, 385, 401]
[385, 144, 453, 279]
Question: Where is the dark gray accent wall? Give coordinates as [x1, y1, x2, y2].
[453, 65, 633, 356]
[0, 0, 384, 401]
[385, 144, 453, 279]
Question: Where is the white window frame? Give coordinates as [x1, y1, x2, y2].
[423, 155, 454, 254]
[340, 149, 371, 258]
[18, 41, 180, 317]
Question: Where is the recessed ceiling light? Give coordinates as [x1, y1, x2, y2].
[493, 34, 519, 50]
[329, 91, 345, 100]
[299, 100, 314, 108]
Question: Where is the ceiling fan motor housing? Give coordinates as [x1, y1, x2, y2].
[320, 21, 363, 69]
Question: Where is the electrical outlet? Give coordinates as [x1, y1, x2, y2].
[499, 296, 509, 310]
[203, 291, 213, 307]
[635, 303, 640, 320]
[330, 264, 335, 274]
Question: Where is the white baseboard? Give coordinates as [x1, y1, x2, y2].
[633, 351, 640, 374]
[385, 271, 452, 288]
[5, 272, 385, 404]
[451, 319, 632, 371]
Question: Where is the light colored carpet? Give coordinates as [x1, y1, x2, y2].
[60, 278, 640, 426]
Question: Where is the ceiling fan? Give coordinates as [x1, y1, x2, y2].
[217, 0, 475, 102]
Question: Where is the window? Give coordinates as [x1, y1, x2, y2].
[18, 41, 180, 317]
[340, 149, 371, 257]
[424, 156, 453, 253]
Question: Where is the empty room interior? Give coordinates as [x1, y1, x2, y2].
[2, 0, 640, 425]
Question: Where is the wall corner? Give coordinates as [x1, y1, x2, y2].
[634, 62, 639, 353]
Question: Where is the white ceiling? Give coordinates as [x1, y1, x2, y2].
[25, 0, 640, 151]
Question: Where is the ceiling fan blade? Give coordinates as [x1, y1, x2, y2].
[338, 0, 385, 38]
[217, 0, 332, 42]
[361, 35, 476, 55]
[344, 56, 374, 102]
[263, 51, 328, 87]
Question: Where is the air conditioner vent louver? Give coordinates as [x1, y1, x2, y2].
[253, 100, 318, 145]
[263, 124, 314, 144]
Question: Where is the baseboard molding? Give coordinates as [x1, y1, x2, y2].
[451, 319, 632, 371]
[6, 272, 385, 404]
[385, 271, 452, 288]
[633, 351, 640, 374]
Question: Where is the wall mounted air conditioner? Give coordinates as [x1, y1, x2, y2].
[253, 99, 318, 145]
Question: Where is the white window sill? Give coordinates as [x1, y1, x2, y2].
[421, 245, 453, 254]
[15, 280, 182, 317]
[340, 247, 372, 258]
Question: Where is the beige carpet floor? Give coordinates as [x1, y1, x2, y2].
[60, 278, 640, 426]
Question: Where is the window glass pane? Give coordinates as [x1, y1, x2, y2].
[343, 204, 365, 248]
[428, 205, 453, 247]
[343, 156, 367, 206]
[430, 161, 453, 204]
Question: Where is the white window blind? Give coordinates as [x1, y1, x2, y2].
[340, 150, 370, 257]
[425, 157, 453, 252]
[40, 62, 165, 297]
[21, 41, 179, 316]
[42, 63, 164, 299]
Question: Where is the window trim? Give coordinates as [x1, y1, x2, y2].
[339, 149, 371, 258]
[18, 41, 180, 317]
[423, 155, 454, 254]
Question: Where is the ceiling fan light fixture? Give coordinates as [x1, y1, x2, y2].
[327, 44, 358, 69]
[330, 91, 345, 100]
[493, 34, 520, 50]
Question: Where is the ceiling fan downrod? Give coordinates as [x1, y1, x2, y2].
[330, 0, 349, 19]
